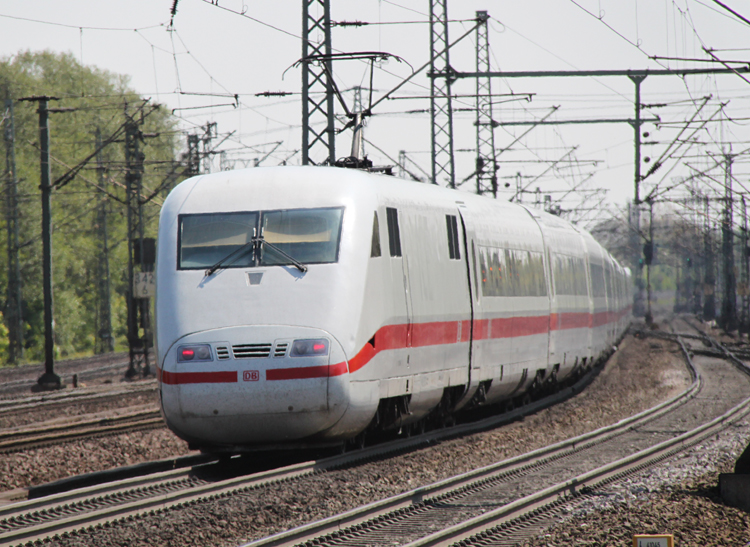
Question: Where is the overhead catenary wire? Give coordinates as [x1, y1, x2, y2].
[0, 12, 166, 31]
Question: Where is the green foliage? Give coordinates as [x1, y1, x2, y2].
[649, 264, 677, 292]
[0, 313, 8, 358]
[0, 50, 183, 365]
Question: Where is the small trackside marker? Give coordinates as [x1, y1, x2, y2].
[633, 535, 673, 547]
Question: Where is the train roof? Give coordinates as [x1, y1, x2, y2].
[162, 166, 617, 261]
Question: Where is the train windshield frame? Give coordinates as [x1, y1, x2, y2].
[177, 207, 345, 270]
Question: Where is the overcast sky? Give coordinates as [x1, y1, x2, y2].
[2, 0, 750, 226]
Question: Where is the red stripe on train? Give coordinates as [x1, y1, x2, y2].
[266, 361, 347, 380]
[161, 369, 238, 385]
[348, 308, 629, 374]
[160, 307, 631, 383]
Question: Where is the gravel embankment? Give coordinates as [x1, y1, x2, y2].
[523, 418, 750, 546]
[0, 429, 193, 491]
[45, 332, 699, 547]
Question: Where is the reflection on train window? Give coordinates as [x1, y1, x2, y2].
[179, 212, 258, 269]
[177, 207, 344, 270]
[260, 208, 344, 266]
[478, 246, 547, 297]
[552, 254, 588, 296]
[370, 212, 381, 258]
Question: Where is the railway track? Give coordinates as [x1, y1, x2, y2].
[236, 327, 750, 547]
[0, 353, 144, 398]
[0, 360, 609, 546]
[0, 407, 163, 454]
[2, 323, 743, 547]
[0, 382, 157, 418]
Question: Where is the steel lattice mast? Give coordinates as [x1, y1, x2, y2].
[429, 0, 456, 187]
[301, 0, 336, 165]
[474, 11, 498, 197]
[124, 113, 152, 378]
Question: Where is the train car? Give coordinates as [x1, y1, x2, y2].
[155, 166, 631, 451]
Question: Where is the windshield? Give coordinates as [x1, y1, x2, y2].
[179, 212, 258, 269]
[178, 207, 344, 270]
[260, 208, 343, 266]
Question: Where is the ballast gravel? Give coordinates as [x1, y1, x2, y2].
[0, 388, 159, 430]
[41, 331, 714, 547]
[0, 428, 192, 491]
[522, 418, 750, 547]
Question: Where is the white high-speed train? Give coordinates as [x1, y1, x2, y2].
[155, 166, 630, 451]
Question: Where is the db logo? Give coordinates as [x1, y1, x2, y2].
[243, 370, 260, 382]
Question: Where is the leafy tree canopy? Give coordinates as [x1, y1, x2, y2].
[0, 50, 183, 365]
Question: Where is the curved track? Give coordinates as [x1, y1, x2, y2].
[237, 325, 748, 547]
[2, 323, 739, 547]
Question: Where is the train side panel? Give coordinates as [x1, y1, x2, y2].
[461, 200, 550, 405]
[524, 208, 591, 380]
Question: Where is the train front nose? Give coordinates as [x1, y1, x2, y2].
[158, 326, 350, 448]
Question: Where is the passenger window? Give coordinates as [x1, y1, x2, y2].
[386, 207, 402, 257]
[445, 215, 460, 260]
[370, 212, 381, 257]
[479, 246, 547, 297]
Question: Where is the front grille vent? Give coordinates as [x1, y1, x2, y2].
[232, 343, 272, 359]
[274, 343, 288, 357]
[216, 346, 230, 360]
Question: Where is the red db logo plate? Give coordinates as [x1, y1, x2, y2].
[243, 370, 260, 382]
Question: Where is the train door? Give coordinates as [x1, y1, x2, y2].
[604, 260, 615, 345]
[583, 250, 594, 363]
[458, 209, 476, 390]
[385, 207, 411, 368]
[545, 246, 557, 364]
[402, 250, 414, 352]
[394, 205, 474, 417]
[543, 244, 555, 372]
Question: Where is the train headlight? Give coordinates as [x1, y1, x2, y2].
[291, 339, 329, 357]
[177, 344, 213, 362]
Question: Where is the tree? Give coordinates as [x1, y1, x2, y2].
[0, 51, 182, 364]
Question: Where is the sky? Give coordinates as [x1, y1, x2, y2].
[2, 0, 750, 228]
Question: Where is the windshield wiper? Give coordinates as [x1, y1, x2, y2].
[257, 237, 308, 273]
[204, 240, 256, 277]
[204, 237, 308, 276]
